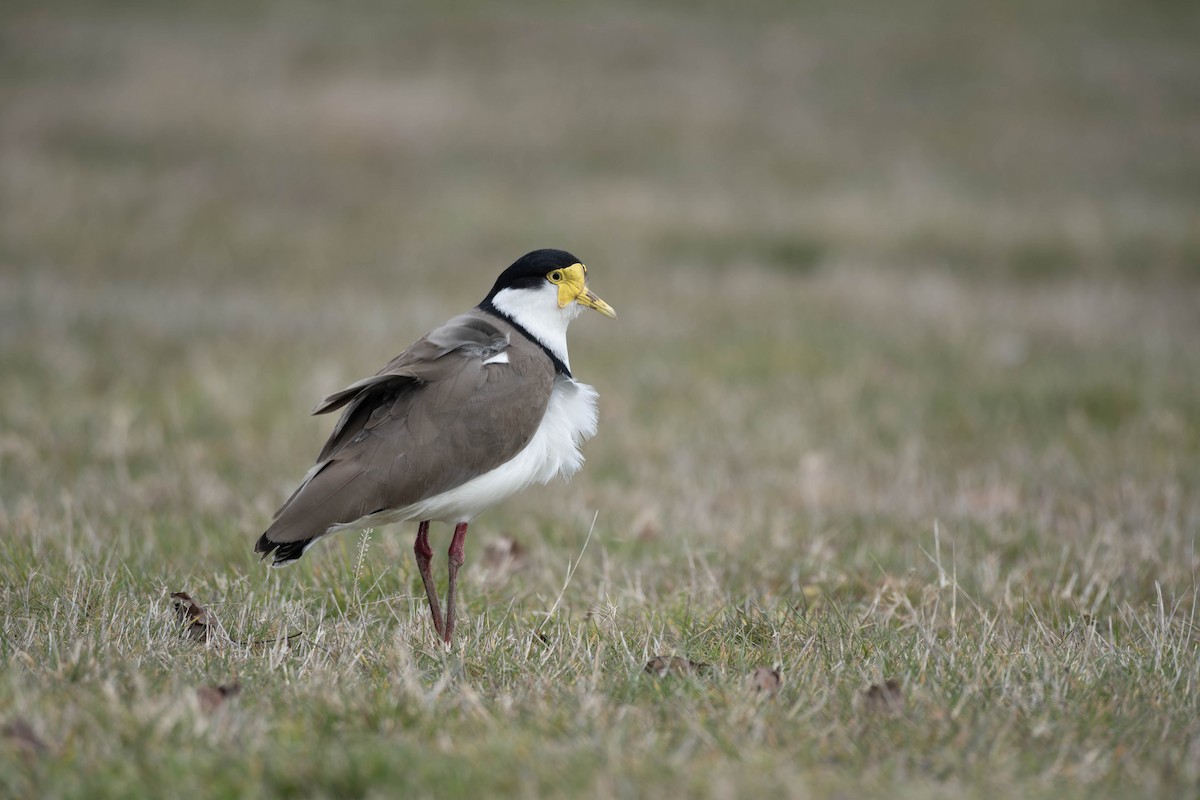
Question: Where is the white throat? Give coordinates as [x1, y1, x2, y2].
[489, 283, 582, 370]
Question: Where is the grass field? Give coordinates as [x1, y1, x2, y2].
[3, 1, 1200, 797]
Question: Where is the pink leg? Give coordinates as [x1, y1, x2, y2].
[443, 522, 470, 644]
[413, 521, 444, 638]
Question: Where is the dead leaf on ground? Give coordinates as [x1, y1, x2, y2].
[170, 591, 218, 642]
[630, 507, 660, 540]
[645, 655, 709, 676]
[863, 678, 904, 715]
[2, 719, 49, 756]
[196, 682, 242, 713]
[481, 535, 527, 580]
[749, 666, 783, 696]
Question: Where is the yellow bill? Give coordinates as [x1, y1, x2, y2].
[556, 263, 617, 318]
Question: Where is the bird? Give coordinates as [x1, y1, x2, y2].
[254, 249, 615, 645]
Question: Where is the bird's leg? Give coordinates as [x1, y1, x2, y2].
[443, 521, 470, 645]
[413, 520, 444, 638]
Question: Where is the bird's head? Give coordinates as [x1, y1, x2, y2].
[482, 249, 616, 324]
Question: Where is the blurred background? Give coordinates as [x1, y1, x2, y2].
[2, 0, 1198, 587]
[4, 5, 1200, 792]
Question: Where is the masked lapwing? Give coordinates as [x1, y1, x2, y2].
[255, 249, 615, 644]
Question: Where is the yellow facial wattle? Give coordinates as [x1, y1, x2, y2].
[550, 263, 617, 318]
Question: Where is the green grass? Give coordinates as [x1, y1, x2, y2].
[3, 0, 1200, 797]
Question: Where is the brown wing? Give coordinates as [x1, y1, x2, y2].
[255, 311, 554, 563]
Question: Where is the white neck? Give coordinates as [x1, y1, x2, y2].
[489, 282, 582, 371]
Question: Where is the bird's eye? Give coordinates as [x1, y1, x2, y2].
[549, 271, 563, 282]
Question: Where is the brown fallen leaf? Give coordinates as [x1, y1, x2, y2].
[196, 682, 242, 713]
[863, 678, 904, 715]
[481, 535, 527, 580]
[630, 507, 660, 541]
[2, 719, 49, 756]
[170, 591, 218, 642]
[749, 666, 782, 696]
[170, 592, 305, 648]
[645, 655, 709, 676]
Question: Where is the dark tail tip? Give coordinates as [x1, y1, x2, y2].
[254, 533, 313, 567]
